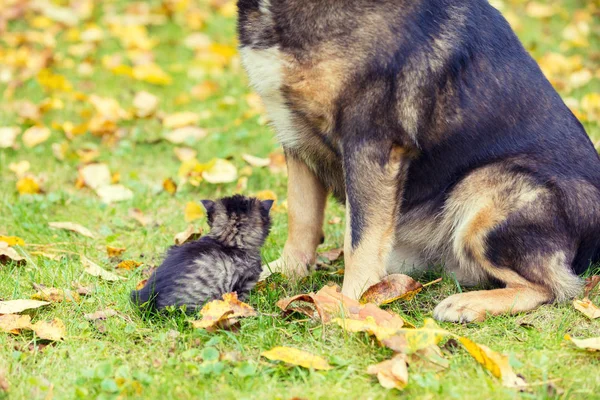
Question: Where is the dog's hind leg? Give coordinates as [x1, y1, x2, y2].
[262, 153, 327, 280]
[341, 143, 408, 299]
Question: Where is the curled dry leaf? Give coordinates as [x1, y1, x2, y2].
[0, 127, 20, 148]
[164, 126, 207, 144]
[202, 159, 238, 184]
[96, 184, 134, 203]
[191, 292, 257, 332]
[31, 287, 80, 303]
[32, 318, 66, 341]
[174, 225, 202, 245]
[584, 275, 600, 298]
[116, 260, 143, 271]
[133, 90, 159, 118]
[242, 154, 270, 167]
[81, 255, 124, 281]
[22, 126, 51, 148]
[0, 242, 26, 266]
[106, 246, 126, 258]
[0, 236, 25, 246]
[0, 300, 49, 315]
[367, 354, 408, 390]
[79, 163, 111, 190]
[360, 274, 424, 305]
[49, 221, 95, 238]
[0, 314, 32, 334]
[184, 202, 204, 222]
[261, 347, 332, 371]
[163, 178, 177, 195]
[565, 335, 600, 351]
[162, 112, 200, 129]
[573, 298, 600, 319]
[84, 308, 118, 321]
[459, 337, 526, 388]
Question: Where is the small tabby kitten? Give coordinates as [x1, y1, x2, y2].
[131, 195, 273, 312]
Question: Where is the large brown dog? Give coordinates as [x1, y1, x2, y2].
[237, 0, 600, 322]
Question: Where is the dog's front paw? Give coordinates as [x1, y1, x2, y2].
[433, 293, 487, 323]
[260, 254, 311, 281]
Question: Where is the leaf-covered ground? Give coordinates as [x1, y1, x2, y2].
[1, 0, 600, 399]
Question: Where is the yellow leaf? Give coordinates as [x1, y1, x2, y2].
[242, 154, 270, 167]
[0, 127, 20, 149]
[0, 243, 26, 266]
[116, 260, 143, 271]
[162, 112, 200, 129]
[49, 222, 95, 238]
[573, 299, 600, 319]
[333, 316, 404, 342]
[163, 178, 177, 195]
[9, 160, 31, 177]
[22, 126, 51, 148]
[81, 255, 124, 281]
[184, 202, 204, 222]
[31, 318, 66, 341]
[202, 159, 238, 184]
[191, 81, 219, 100]
[31, 288, 80, 303]
[261, 347, 332, 370]
[367, 355, 408, 390]
[174, 147, 197, 162]
[380, 319, 450, 353]
[0, 300, 49, 315]
[16, 177, 41, 195]
[133, 91, 159, 118]
[37, 69, 73, 92]
[524, 2, 556, 18]
[132, 63, 172, 85]
[191, 292, 256, 331]
[0, 314, 32, 334]
[459, 337, 526, 388]
[174, 225, 202, 245]
[164, 126, 207, 144]
[96, 184, 134, 203]
[106, 246, 126, 258]
[79, 163, 111, 190]
[0, 236, 25, 246]
[565, 335, 600, 351]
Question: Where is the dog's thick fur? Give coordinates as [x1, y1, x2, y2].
[237, 0, 600, 322]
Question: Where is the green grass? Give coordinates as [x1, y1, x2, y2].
[1, 0, 600, 399]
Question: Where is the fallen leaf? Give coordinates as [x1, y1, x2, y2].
[163, 112, 200, 129]
[328, 216, 342, 225]
[261, 347, 332, 371]
[79, 163, 111, 190]
[0, 236, 25, 246]
[242, 154, 270, 167]
[333, 316, 405, 342]
[31, 287, 80, 303]
[459, 337, 526, 388]
[202, 158, 237, 184]
[0, 369, 8, 392]
[72, 282, 93, 296]
[164, 126, 207, 144]
[191, 81, 219, 100]
[133, 91, 159, 118]
[116, 260, 143, 271]
[525, 2, 556, 18]
[317, 248, 343, 264]
[32, 318, 66, 341]
[96, 184, 134, 203]
[573, 298, 600, 319]
[132, 63, 172, 85]
[360, 274, 424, 305]
[0, 314, 32, 334]
[22, 126, 51, 148]
[174, 147, 197, 162]
[8, 160, 30, 177]
[16, 176, 42, 195]
[0, 127, 20, 148]
[0, 300, 49, 315]
[106, 246, 126, 258]
[174, 225, 202, 245]
[163, 178, 177, 195]
[0, 242, 26, 266]
[135, 279, 148, 291]
[30, 251, 63, 261]
[184, 202, 204, 222]
[129, 208, 151, 226]
[49, 222, 95, 238]
[84, 309, 118, 321]
[81, 255, 124, 281]
[406, 345, 450, 371]
[380, 319, 451, 354]
[565, 335, 600, 351]
[584, 276, 600, 298]
[367, 355, 408, 390]
[191, 292, 257, 331]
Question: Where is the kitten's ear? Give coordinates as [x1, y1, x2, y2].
[260, 199, 274, 213]
[200, 200, 216, 214]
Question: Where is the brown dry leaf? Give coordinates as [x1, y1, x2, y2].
[367, 354, 408, 390]
[0, 127, 20, 148]
[163, 112, 200, 129]
[0, 242, 26, 266]
[174, 147, 197, 162]
[32, 318, 66, 341]
[81, 255, 124, 281]
[0, 300, 49, 315]
[242, 154, 270, 167]
[49, 221, 95, 238]
[191, 292, 257, 331]
[202, 159, 238, 184]
[79, 163, 111, 190]
[22, 126, 51, 148]
[84, 309, 118, 321]
[0, 236, 25, 246]
[584, 276, 600, 298]
[133, 91, 159, 118]
[318, 248, 343, 264]
[96, 184, 134, 203]
[135, 279, 148, 291]
[106, 246, 126, 258]
[116, 260, 143, 271]
[184, 202, 204, 222]
[261, 347, 332, 371]
[164, 126, 207, 144]
[31, 287, 80, 303]
[174, 225, 202, 245]
[163, 178, 177, 195]
[129, 208, 151, 226]
[360, 274, 424, 305]
[277, 284, 405, 327]
[459, 337, 526, 388]
[0, 314, 32, 334]
[565, 335, 600, 351]
[573, 299, 600, 319]
[16, 176, 42, 195]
